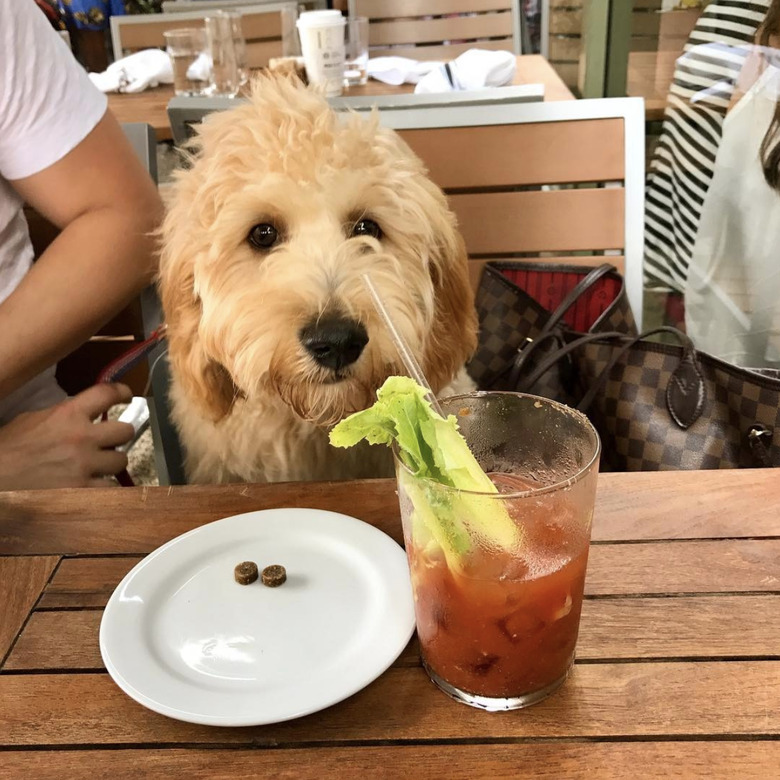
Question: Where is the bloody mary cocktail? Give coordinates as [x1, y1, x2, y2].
[395, 393, 600, 710]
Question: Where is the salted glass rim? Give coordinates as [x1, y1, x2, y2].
[392, 391, 601, 500]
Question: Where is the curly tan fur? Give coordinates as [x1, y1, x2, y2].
[159, 75, 477, 483]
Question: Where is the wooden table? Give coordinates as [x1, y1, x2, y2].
[627, 50, 679, 124]
[2, 470, 779, 777]
[107, 54, 575, 142]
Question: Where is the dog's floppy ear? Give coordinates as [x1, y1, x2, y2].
[159, 250, 238, 423]
[423, 229, 478, 392]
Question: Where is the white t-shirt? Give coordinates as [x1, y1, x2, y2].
[685, 56, 780, 369]
[0, 0, 108, 422]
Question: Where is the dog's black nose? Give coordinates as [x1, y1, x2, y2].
[300, 316, 369, 371]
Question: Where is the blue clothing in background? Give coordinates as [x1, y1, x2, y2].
[57, 0, 127, 31]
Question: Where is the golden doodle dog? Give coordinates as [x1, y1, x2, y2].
[159, 76, 477, 483]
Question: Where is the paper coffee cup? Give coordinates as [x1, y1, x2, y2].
[296, 10, 346, 97]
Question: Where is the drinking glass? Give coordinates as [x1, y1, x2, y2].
[395, 392, 600, 710]
[205, 12, 240, 97]
[164, 28, 209, 97]
[344, 17, 369, 87]
[224, 10, 249, 86]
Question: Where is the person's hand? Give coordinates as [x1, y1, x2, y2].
[0, 383, 135, 490]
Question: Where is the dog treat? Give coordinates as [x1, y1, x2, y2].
[234, 561, 259, 585]
[261, 564, 287, 587]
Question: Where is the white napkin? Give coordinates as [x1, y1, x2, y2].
[414, 49, 516, 94]
[88, 49, 175, 94]
[186, 52, 212, 83]
[366, 56, 441, 86]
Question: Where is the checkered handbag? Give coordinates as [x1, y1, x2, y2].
[518, 327, 780, 471]
[467, 261, 637, 403]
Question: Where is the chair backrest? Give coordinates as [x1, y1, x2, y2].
[110, 3, 298, 69]
[162, 0, 324, 11]
[166, 84, 544, 146]
[122, 122, 159, 184]
[164, 94, 644, 326]
[349, 0, 522, 61]
[138, 290, 187, 486]
[377, 97, 646, 327]
[163, 95, 644, 323]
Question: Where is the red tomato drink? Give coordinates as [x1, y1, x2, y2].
[395, 393, 600, 710]
[403, 473, 592, 706]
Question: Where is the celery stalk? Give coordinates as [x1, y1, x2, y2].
[329, 377, 523, 568]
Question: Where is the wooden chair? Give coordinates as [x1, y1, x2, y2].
[348, 0, 522, 61]
[110, 3, 298, 69]
[163, 95, 645, 327]
[165, 84, 544, 146]
[376, 97, 646, 327]
[161, 0, 325, 11]
[138, 293, 187, 486]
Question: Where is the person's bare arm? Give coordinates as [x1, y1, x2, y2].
[0, 108, 163, 398]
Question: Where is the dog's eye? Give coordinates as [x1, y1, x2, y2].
[248, 223, 279, 250]
[351, 218, 382, 240]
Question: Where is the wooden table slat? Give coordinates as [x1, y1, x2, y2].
[7, 595, 780, 672]
[36, 537, 780, 612]
[0, 481, 402, 556]
[3, 612, 417, 671]
[589, 470, 780, 542]
[3, 471, 779, 556]
[578, 595, 780, 659]
[5, 611, 103, 670]
[2, 663, 780, 746]
[38, 556, 143, 608]
[586, 539, 780, 595]
[3, 742, 780, 780]
[0, 556, 59, 662]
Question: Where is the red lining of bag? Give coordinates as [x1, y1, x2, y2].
[499, 268, 621, 332]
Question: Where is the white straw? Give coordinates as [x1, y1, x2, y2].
[362, 273, 445, 417]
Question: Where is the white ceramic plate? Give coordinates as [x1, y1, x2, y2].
[100, 508, 415, 727]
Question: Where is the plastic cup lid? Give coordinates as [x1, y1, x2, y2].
[296, 10, 346, 28]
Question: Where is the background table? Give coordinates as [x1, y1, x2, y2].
[2, 469, 779, 777]
[627, 50, 676, 123]
[107, 55, 575, 142]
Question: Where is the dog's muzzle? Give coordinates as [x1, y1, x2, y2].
[299, 315, 369, 372]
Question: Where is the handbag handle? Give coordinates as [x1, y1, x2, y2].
[534, 263, 619, 339]
[579, 327, 706, 430]
[518, 329, 627, 391]
[748, 425, 774, 466]
[507, 329, 567, 389]
[503, 263, 619, 388]
[520, 326, 707, 431]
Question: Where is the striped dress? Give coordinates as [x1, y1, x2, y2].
[644, 0, 769, 292]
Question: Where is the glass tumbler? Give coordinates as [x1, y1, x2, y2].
[224, 10, 249, 86]
[164, 28, 209, 97]
[344, 16, 369, 87]
[205, 12, 240, 97]
[395, 392, 600, 710]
